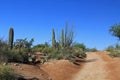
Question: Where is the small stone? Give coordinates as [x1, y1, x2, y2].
[14, 63, 19, 66]
[40, 73, 44, 76]
[31, 77, 39, 80]
[48, 77, 52, 80]
[3, 63, 7, 66]
[20, 68, 23, 70]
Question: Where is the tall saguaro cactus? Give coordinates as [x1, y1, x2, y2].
[60, 29, 65, 49]
[52, 28, 56, 48]
[9, 28, 14, 49]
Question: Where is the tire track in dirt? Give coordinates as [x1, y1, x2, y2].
[72, 52, 108, 80]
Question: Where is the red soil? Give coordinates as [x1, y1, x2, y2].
[11, 51, 120, 80]
[40, 60, 82, 80]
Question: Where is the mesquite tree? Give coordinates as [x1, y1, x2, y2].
[8, 28, 14, 49]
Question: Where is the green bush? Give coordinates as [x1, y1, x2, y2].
[32, 47, 43, 52]
[73, 43, 86, 51]
[85, 48, 98, 52]
[106, 45, 115, 52]
[42, 47, 53, 54]
[47, 48, 63, 60]
[0, 39, 9, 63]
[108, 49, 120, 57]
[0, 51, 8, 63]
[0, 65, 17, 80]
[106, 44, 120, 57]
[47, 47, 86, 61]
[8, 49, 29, 63]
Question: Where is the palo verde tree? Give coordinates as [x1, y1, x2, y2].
[8, 27, 14, 50]
[109, 23, 120, 40]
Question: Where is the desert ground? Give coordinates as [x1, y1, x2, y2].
[11, 51, 120, 80]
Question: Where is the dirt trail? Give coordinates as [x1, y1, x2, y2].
[72, 52, 108, 80]
[11, 51, 120, 80]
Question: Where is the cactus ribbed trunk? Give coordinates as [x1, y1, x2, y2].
[52, 28, 56, 48]
[9, 28, 14, 49]
[60, 29, 64, 49]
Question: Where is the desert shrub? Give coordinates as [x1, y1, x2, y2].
[108, 49, 120, 57]
[8, 49, 29, 63]
[41, 47, 53, 54]
[0, 53, 8, 64]
[31, 26, 87, 63]
[106, 45, 114, 52]
[73, 51, 86, 59]
[69, 58, 76, 64]
[106, 44, 120, 57]
[0, 49, 8, 63]
[47, 48, 72, 60]
[7, 38, 34, 63]
[73, 43, 86, 51]
[0, 39, 24, 63]
[72, 47, 86, 58]
[46, 26, 87, 62]
[108, 23, 120, 57]
[32, 47, 43, 52]
[0, 65, 17, 80]
[47, 48, 63, 60]
[85, 48, 98, 52]
[0, 38, 10, 63]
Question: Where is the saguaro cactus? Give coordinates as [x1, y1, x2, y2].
[52, 28, 56, 48]
[60, 29, 65, 49]
[9, 27, 14, 49]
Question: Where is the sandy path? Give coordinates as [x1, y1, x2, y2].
[72, 52, 108, 80]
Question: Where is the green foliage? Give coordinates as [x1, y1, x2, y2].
[108, 49, 120, 57]
[7, 38, 34, 63]
[0, 26, 87, 64]
[85, 48, 98, 52]
[106, 44, 120, 57]
[108, 23, 120, 57]
[32, 43, 50, 53]
[106, 45, 114, 52]
[48, 48, 63, 60]
[73, 43, 86, 51]
[48, 25, 86, 61]
[8, 28, 14, 50]
[0, 66, 17, 80]
[9, 49, 29, 63]
[109, 23, 120, 40]
[0, 38, 33, 63]
[0, 38, 9, 63]
[72, 47, 86, 58]
[14, 38, 34, 53]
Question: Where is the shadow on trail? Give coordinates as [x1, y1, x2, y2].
[76, 59, 97, 63]
[73, 58, 98, 66]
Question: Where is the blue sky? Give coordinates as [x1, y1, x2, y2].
[0, 0, 120, 50]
